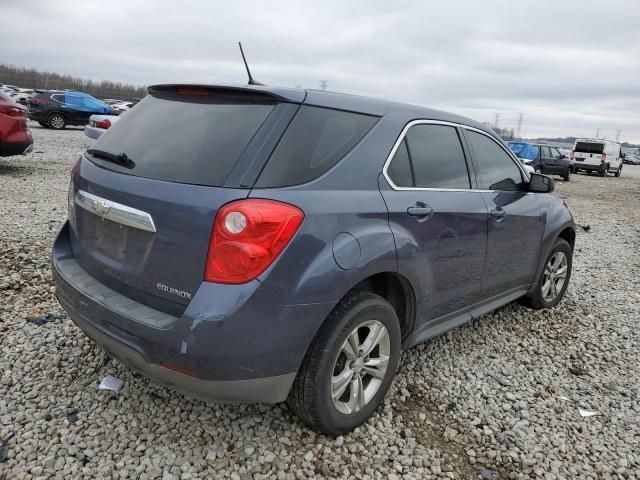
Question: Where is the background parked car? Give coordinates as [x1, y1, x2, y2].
[84, 113, 121, 139]
[507, 141, 573, 181]
[571, 138, 623, 177]
[11, 88, 35, 105]
[0, 91, 33, 156]
[622, 153, 640, 165]
[28, 90, 113, 129]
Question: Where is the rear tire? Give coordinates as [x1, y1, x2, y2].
[47, 113, 66, 130]
[287, 292, 401, 435]
[563, 169, 571, 182]
[600, 165, 608, 177]
[520, 238, 572, 310]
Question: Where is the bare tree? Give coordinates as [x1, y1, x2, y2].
[0, 63, 147, 100]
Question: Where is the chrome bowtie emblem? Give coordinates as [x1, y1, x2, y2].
[92, 200, 111, 216]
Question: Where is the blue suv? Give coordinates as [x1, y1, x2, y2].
[53, 84, 575, 434]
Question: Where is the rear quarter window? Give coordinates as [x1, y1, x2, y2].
[255, 106, 378, 187]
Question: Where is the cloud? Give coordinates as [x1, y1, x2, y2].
[1, 0, 639, 141]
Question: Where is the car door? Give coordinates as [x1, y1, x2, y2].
[463, 128, 545, 298]
[379, 121, 488, 327]
[538, 146, 554, 173]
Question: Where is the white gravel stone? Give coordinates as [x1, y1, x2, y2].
[1, 124, 639, 478]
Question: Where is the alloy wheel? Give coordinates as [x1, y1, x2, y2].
[49, 114, 65, 129]
[541, 251, 568, 302]
[330, 320, 390, 415]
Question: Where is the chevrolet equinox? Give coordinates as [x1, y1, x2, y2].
[53, 84, 575, 434]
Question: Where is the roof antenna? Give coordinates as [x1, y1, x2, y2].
[238, 42, 264, 86]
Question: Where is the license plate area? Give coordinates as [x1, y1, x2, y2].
[95, 218, 128, 262]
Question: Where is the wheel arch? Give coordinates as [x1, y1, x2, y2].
[332, 271, 416, 348]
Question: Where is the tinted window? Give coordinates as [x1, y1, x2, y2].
[467, 131, 524, 191]
[90, 93, 275, 187]
[256, 106, 377, 187]
[575, 142, 604, 154]
[387, 139, 414, 187]
[405, 124, 470, 189]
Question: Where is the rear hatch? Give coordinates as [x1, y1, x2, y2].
[573, 141, 604, 165]
[68, 86, 299, 316]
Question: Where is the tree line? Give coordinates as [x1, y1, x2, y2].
[0, 64, 147, 101]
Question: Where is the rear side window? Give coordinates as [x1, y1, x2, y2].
[90, 93, 276, 187]
[386, 124, 470, 189]
[467, 131, 524, 191]
[255, 106, 378, 187]
[575, 142, 604, 154]
[406, 125, 470, 189]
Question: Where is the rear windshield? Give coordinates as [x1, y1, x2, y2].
[255, 106, 378, 187]
[575, 142, 604, 154]
[89, 92, 276, 186]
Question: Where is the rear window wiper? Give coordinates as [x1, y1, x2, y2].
[87, 148, 135, 169]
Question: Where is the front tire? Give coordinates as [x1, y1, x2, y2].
[521, 238, 572, 310]
[47, 113, 66, 130]
[615, 165, 622, 177]
[287, 292, 401, 435]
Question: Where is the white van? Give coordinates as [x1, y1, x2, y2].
[571, 139, 623, 177]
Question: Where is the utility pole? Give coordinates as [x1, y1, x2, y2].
[595, 128, 600, 139]
[493, 112, 501, 129]
[516, 113, 524, 139]
[319, 80, 329, 91]
[615, 129, 622, 143]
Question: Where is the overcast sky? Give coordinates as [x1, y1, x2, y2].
[2, 0, 639, 142]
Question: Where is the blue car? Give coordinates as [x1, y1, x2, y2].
[53, 84, 575, 434]
[508, 141, 573, 181]
[28, 90, 112, 129]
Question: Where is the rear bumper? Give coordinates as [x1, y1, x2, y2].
[52, 222, 332, 403]
[0, 139, 33, 156]
[84, 125, 105, 139]
[573, 162, 606, 172]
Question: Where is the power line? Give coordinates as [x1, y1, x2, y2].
[516, 113, 524, 139]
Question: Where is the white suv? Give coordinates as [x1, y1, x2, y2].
[571, 139, 623, 177]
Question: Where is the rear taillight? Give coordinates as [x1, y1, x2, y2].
[95, 119, 111, 129]
[601, 153, 607, 164]
[570, 150, 575, 159]
[204, 199, 304, 284]
[0, 105, 25, 117]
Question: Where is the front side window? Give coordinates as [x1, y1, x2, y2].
[466, 130, 524, 191]
[549, 148, 562, 159]
[386, 124, 470, 189]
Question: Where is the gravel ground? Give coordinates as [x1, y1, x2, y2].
[1, 123, 639, 479]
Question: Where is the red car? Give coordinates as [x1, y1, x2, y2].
[0, 91, 33, 156]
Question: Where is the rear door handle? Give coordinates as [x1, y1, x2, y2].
[491, 209, 506, 222]
[407, 203, 433, 221]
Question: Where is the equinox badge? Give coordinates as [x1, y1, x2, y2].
[157, 283, 192, 299]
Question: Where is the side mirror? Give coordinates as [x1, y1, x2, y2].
[529, 173, 554, 193]
[560, 154, 567, 159]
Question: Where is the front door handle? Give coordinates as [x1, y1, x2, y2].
[491, 209, 506, 222]
[407, 203, 433, 221]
